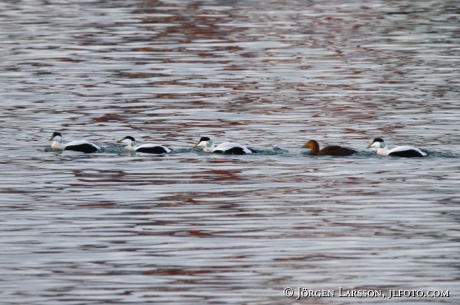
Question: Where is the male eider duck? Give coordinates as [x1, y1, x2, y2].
[116, 136, 171, 154]
[192, 137, 254, 155]
[49, 132, 100, 153]
[366, 138, 427, 158]
[303, 140, 356, 156]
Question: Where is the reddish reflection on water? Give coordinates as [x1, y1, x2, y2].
[0, 0, 459, 304]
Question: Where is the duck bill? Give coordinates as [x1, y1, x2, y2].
[116, 137, 126, 143]
[366, 142, 374, 149]
[48, 136, 54, 141]
[301, 143, 308, 148]
[192, 141, 201, 148]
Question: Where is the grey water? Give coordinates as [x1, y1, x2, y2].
[1, 0, 460, 304]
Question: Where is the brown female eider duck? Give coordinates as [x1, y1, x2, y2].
[303, 140, 356, 156]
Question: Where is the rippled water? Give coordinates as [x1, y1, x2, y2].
[1, 0, 460, 304]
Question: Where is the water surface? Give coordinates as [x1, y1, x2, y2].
[1, 0, 459, 304]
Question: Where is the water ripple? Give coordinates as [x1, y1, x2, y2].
[1, 0, 459, 304]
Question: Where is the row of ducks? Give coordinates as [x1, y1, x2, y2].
[48, 132, 428, 158]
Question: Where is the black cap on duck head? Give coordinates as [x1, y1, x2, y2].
[199, 137, 210, 142]
[373, 138, 384, 143]
[124, 136, 135, 141]
[49, 132, 63, 141]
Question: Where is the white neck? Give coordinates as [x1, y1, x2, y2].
[376, 145, 389, 156]
[121, 139, 137, 151]
[203, 140, 215, 152]
[51, 141, 66, 150]
[124, 145, 136, 151]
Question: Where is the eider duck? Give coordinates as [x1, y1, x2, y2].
[49, 132, 100, 153]
[366, 138, 427, 157]
[192, 137, 254, 155]
[116, 136, 171, 154]
[303, 140, 357, 156]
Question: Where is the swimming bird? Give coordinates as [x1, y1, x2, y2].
[303, 140, 357, 156]
[366, 138, 427, 157]
[49, 132, 100, 153]
[116, 136, 171, 154]
[192, 137, 254, 155]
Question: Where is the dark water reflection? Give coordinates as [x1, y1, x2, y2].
[1, 0, 459, 304]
